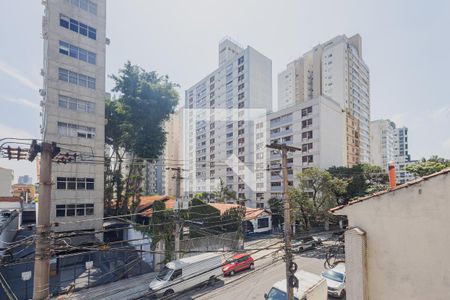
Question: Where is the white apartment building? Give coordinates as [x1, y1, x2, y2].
[254, 96, 346, 206]
[0, 167, 13, 197]
[278, 34, 371, 164]
[142, 158, 165, 196]
[369, 119, 396, 170]
[184, 38, 272, 204]
[164, 109, 183, 197]
[41, 0, 106, 234]
[394, 127, 415, 183]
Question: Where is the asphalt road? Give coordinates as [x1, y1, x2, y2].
[171, 236, 345, 300]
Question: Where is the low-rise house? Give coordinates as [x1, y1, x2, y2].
[209, 203, 272, 234]
[331, 168, 450, 300]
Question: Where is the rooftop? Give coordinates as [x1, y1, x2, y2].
[331, 167, 450, 213]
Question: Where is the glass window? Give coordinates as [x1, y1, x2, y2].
[60, 15, 70, 29]
[69, 71, 78, 84]
[67, 177, 76, 190]
[87, 77, 96, 89]
[77, 178, 86, 190]
[86, 178, 94, 190]
[56, 177, 66, 189]
[79, 0, 88, 10]
[59, 68, 69, 82]
[58, 95, 68, 108]
[88, 27, 96, 40]
[78, 74, 87, 87]
[86, 204, 94, 215]
[79, 22, 88, 36]
[56, 205, 66, 217]
[87, 52, 96, 64]
[69, 18, 79, 32]
[69, 44, 78, 58]
[76, 204, 86, 216]
[88, 1, 97, 14]
[78, 48, 87, 62]
[66, 204, 76, 216]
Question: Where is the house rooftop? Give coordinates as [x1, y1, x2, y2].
[330, 167, 450, 213]
[208, 203, 271, 221]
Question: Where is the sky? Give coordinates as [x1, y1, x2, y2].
[0, 0, 449, 182]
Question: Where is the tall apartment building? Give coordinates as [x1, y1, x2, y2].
[0, 167, 13, 197]
[18, 175, 33, 185]
[164, 109, 183, 197]
[254, 96, 346, 206]
[394, 127, 415, 183]
[278, 34, 370, 164]
[41, 0, 106, 234]
[370, 120, 415, 183]
[184, 38, 272, 205]
[370, 119, 396, 170]
[142, 159, 165, 195]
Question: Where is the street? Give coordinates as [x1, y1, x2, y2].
[171, 235, 344, 300]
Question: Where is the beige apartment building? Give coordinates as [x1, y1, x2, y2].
[164, 109, 183, 197]
[41, 0, 107, 235]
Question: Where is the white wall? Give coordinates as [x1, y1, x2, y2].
[337, 171, 450, 300]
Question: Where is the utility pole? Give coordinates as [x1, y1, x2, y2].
[33, 142, 53, 300]
[266, 143, 301, 300]
[167, 167, 184, 260]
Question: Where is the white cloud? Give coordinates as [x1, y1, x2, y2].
[443, 139, 450, 151]
[0, 96, 40, 110]
[389, 113, 406, 127]
[429, 105, 450, 121]
[0, 60, 40, 91]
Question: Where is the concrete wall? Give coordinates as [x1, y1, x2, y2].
[338, 171, 450, 300]
[180, 232, 241, 258]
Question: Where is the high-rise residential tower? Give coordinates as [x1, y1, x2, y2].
[278, 34, 371, 164]
[164, 109, 183, 197]
[394, 127, 415, 183]
[370, 119, 396, 170]
[41, 0, 106, 235]
[184, 38, 272, 207]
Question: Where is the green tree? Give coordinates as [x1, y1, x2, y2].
[327, 164, 388, 201]
[221, 206, 246, 234]
[213, 178, 237, 203]
[105, 62, 179, 215]
[291, 168, 347, 229]
[405, 156, 450, 177]
[268, 197, 284, 230]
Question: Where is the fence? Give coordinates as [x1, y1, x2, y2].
[180, 232, 242, 258]
[0, 243, 154, 300]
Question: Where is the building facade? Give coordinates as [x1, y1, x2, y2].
[184, 38, 272, 205]
[142, 158, 165, 196]
[0, 167, 13, 197]
[369, 119, 396, 170]
[255, 96, 346, 206]
[394, 126, 415, 183]
[18, 175, 33, 185]
[164, 109, 183, 197]
[278, 34, 371, 164]
[41, 0, 106, 234]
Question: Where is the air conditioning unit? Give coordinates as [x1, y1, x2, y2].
[39, 89, 46, 97]
[40, 69, 45, 76]
[106, 38, 111, 45]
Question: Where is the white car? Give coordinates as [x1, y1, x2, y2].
[321, 263, 345, 298]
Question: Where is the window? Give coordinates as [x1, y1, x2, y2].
[58, 122, 96, 139]
[302, 131, 313, 140]
[65, 0, 97, 15]
[55, 203, 94, 217]
[238, 56, 244, 64]
[302, 119, 312, 129]
[257, 218, 269, 228]
[58, 68, 96, 89]
[59, 95, 95, 113]
[171, 269, 182, 281]
[271, 182, 281, 187]
[238, 65, 244, 73]
[56, 177, 95, 190]
[59, 41, 96, 64]
[301, 106, 313, 117]
[302, 143, 313, 152]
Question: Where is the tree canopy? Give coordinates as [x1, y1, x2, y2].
[405, 156, 450, 177]
[104, 62, 179, 215]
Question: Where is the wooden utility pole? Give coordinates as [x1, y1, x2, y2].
[266, 143, 301, 300]
[33, 142, 53, 300]
[167, 167, 184, 260]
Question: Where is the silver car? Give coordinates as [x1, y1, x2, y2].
[292, 236, 322, 252]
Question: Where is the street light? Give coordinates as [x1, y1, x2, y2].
[21, 271, 32, 300]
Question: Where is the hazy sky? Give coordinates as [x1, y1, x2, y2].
[1, 0, 449, 181]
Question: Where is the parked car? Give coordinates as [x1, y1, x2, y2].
[222, 253, 254, 276]
[321, 263, 346, 298]
[264, 270, 328, 300]
[292, 236, 322, 252]
[148, 252, 222, 297]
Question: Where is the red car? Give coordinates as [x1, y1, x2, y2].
[222, 253, 255, 276]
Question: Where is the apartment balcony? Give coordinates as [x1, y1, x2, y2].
[270, 129, 293, 138]
[270, 185, 283, 192]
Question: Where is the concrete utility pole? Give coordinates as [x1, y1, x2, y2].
[33, 142, 53, 300]
[266, 143, 301, 300]
[167, 167, 184, 260]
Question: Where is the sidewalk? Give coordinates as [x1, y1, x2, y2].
[53, 272, 156, 300]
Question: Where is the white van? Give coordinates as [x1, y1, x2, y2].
[148, 252, 223, 297]
[265, 270, 327, 300]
